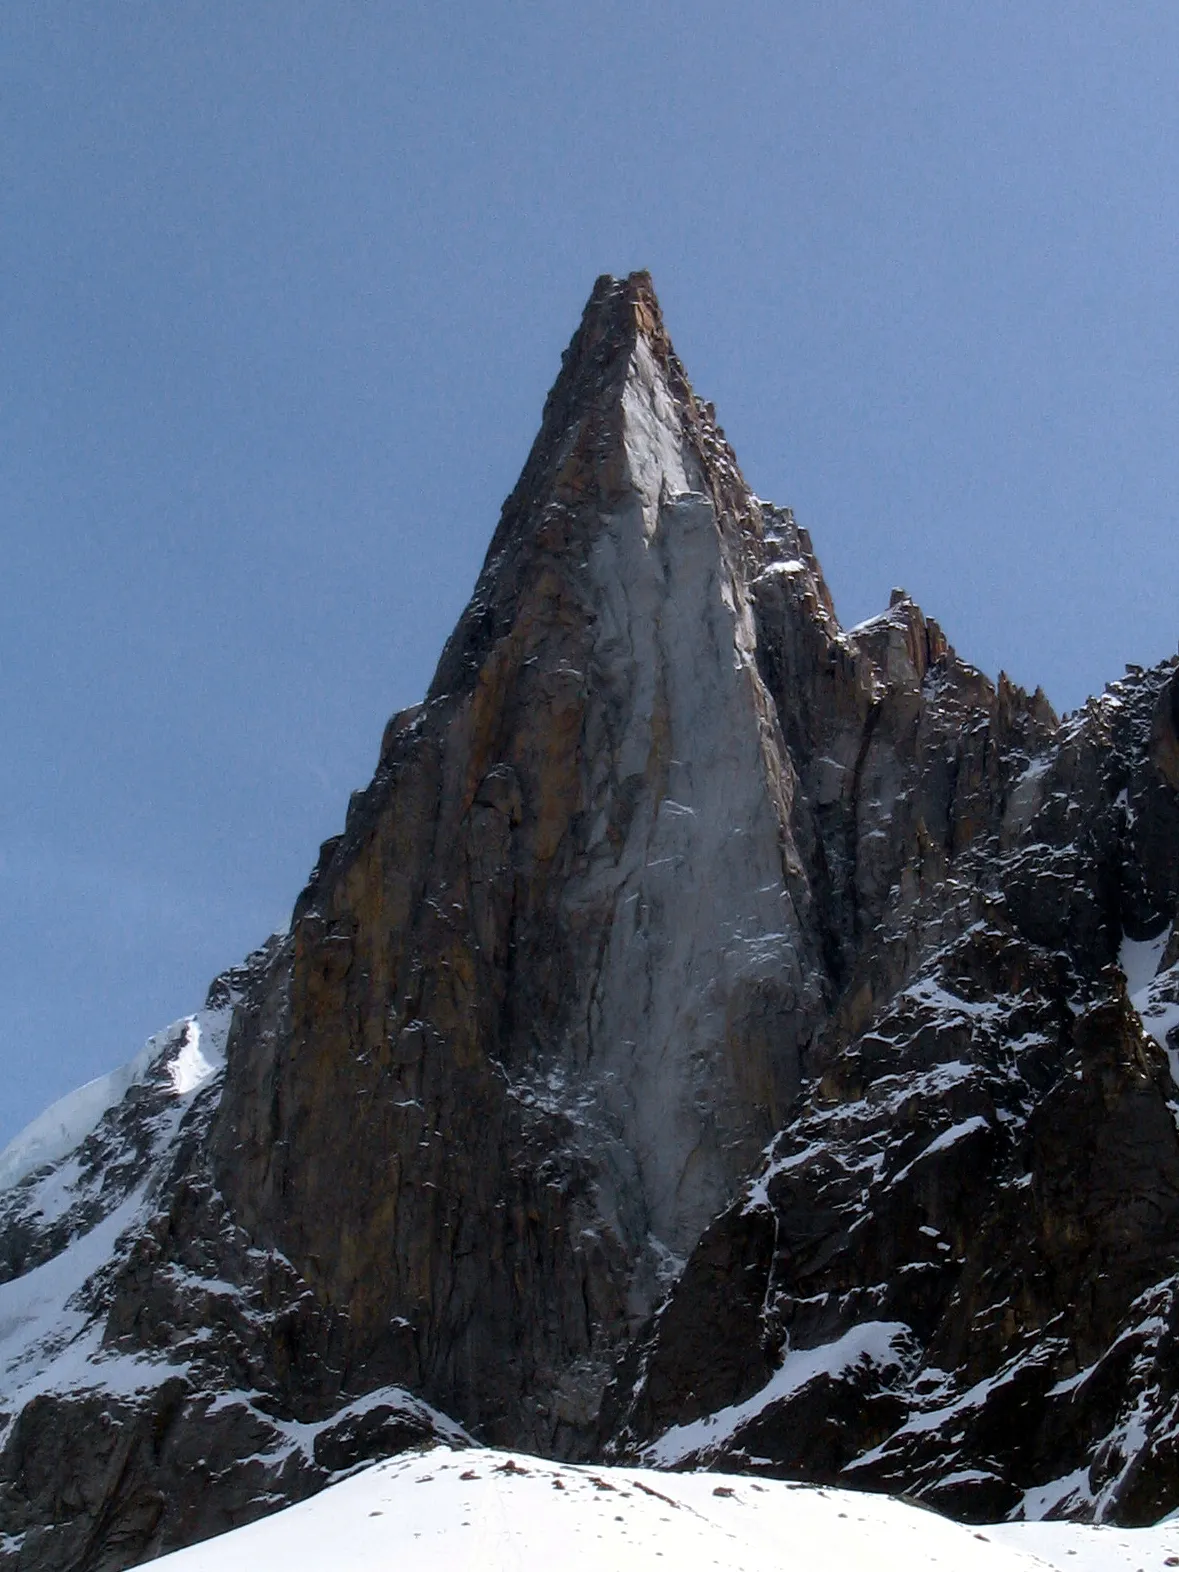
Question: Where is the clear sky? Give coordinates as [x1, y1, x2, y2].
[3, 2, 1178, 1148]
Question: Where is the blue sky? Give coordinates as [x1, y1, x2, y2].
[3, 2, 1178, 1147]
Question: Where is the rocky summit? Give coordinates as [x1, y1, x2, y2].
[2, 272, 1178, 1571]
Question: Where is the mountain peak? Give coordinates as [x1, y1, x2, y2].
[5, 279, 1179, 1569]
[575, 270, 686, 398]
[429, 269, 749, 700]
[582, 269, 662, 335]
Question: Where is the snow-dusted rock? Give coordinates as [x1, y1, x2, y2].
[608, 663, 1179, 1525]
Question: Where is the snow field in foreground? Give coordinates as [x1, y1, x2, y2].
[150, 1446, 1179, 1572]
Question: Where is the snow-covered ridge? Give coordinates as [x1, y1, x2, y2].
[0, 1003, 235, 1435]
[0, 1008, 229, 1192]
[145, 1445, 1179, 1572]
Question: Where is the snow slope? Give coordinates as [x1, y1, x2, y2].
[148, 1446, 1179, 1572]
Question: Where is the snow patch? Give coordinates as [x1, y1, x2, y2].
[199, 1383, 471, 1469]
[1012, 1466, 1092, 1521]
[889, 1116, 991, 1187]
[1119, 925, 1179, 1071]
[991, 1514, 1174, 1572]
[643, 1321, 913, 1466]
[167, 1015, 222, 1096]
[758, 557, 808, 578]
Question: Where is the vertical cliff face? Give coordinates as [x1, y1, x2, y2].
[210, 273, 829, 1449]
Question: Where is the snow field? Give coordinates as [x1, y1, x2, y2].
[147, 1446, 1179, 1572]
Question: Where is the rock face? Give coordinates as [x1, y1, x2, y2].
[0, 956, 470, 1572]
[605, 662, 1179, 1524]
[1, 273, 1177, 1568]
[212, 274, 833, 1456]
